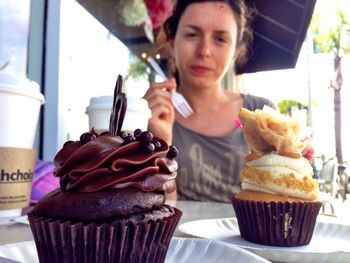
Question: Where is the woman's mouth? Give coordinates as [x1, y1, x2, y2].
[190, 65, 211, 74]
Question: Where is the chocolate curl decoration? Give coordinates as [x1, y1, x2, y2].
[109, 75, 127, 135]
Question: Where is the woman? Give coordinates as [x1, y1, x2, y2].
[144, 0, 274, 202]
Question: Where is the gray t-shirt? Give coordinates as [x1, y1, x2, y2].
[173, 94, 275, 203]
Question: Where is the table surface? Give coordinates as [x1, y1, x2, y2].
[1, 199, 349, 243]
[0, 201, 234, 246]
[0, 199, 349, 263]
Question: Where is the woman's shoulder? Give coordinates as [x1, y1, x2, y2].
[241, 93, 276, 110]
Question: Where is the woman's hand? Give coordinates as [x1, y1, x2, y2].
[143, 78, 177, 144]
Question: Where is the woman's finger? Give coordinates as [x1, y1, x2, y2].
[143, 78, 177, 100]
[150, 104, 171, 119]
[147, 90, 172, 109]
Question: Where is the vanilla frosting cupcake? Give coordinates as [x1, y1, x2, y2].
[232, 106, 321, 247]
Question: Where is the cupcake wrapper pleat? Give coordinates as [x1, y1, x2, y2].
[231, 198, 322, 247]
[29, 208, 182, 263]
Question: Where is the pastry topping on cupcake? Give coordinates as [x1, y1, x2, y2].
[238, 106, 318, 200]
[238, 106, 306, 160]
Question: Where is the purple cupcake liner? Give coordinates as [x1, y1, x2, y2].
[231, 198, 322, 247]
[29, 208, 182, 263]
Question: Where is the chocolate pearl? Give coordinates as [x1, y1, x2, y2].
[134, 128, 142, 137]
[123, 135, 136, 145]
[143, 142, 155, 154]
[80, 132, 96, 144]
[167, 145, 178, 158]
[152, 140, 162, 150]
[120, 131, 129, 139]
[139, 131, 153, 142]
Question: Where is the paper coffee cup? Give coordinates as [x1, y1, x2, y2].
[0, 73, 45, 217]
[86, 95, 151, 134]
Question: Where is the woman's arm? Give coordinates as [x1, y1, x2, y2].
[143, 78, 177, 145]
[144, 78, 179, 201]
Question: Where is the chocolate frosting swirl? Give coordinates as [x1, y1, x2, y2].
[54, 135, 177, 193]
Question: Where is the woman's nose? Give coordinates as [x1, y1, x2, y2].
[197, 38, 211, 58]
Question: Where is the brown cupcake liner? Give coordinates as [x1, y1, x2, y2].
[29, 207, 182, 263]
[231, 198, 322, 247]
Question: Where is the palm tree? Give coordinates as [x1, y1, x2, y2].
[310, 6, 350, 165]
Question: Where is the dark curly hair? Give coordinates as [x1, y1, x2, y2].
[163, 0, 255, 68]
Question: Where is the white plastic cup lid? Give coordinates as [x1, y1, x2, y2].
[85, 96, 113, 112]
[86, 95, 150, 115]
[0, 72, 45, 104]
[85, 95, 151, 132]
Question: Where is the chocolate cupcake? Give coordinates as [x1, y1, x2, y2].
[28, 75, 182, 263]
[232, 107, 321, 247]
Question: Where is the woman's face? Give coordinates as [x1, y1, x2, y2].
[173, 2, 238, 90]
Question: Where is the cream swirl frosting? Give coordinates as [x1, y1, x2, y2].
[240, 153, 318, 200]
[54, 134, 178, 193]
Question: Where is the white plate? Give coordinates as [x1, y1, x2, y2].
[0, 237, 270, 263]
[0, 216, 29, 226]
[178, 217, 350, 263]
[166, 237, 270, 263]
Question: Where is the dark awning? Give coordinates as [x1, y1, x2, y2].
[237, 0, 317, 74]
[76, 0, 317, 74]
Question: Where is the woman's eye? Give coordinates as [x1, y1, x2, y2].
[185, 32, 197, 38]
[216, 36, 227, 43]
